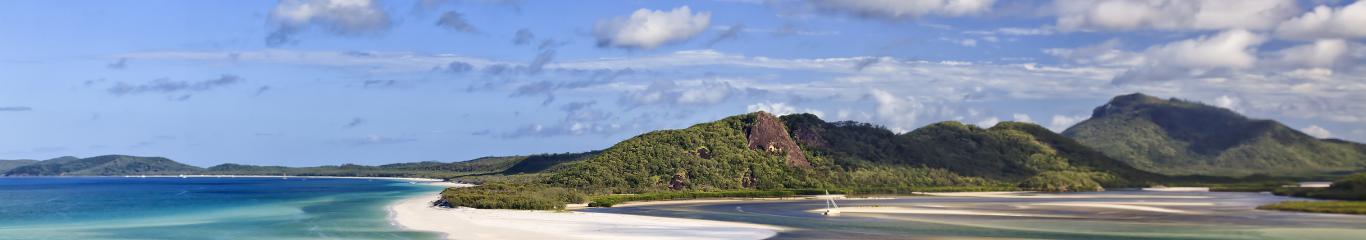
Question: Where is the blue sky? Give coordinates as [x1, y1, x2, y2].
[2, 0, 1365, 167]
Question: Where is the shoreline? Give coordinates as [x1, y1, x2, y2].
[0, 175, 453, 183]
[388, 186, 782, 240]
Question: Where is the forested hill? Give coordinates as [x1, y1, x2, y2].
[1, 152, 597, 178]
[0, 159, 40, 172]
[2, 155, 201, 176]
[1063, 93, 1366, 176]
[548, 111, 1162, 193]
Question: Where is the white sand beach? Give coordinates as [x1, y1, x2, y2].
[1031, 202, 1210, 214]
[389, 190, 781, 240]
[815, 206, 1058, 217]
[922, 191, 1211, 199]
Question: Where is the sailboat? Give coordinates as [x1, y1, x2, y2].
[822, 190, 840, 216]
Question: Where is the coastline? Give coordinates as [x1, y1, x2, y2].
[109, 175, 452, 182]
[388, 185, 782, 240]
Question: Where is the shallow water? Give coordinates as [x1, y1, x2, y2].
[0, 177, 443, 240]
[584, 191, 1366, 240]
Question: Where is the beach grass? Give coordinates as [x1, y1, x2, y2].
[1257, 201, 1366, 215]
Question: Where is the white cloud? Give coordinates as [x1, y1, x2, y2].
[1048, 115, 1085, 132]
[1011, 113, 1034, 123]
[1282, 67, 1335, 81]
[975, 117, 1000, 128]
[593, 6, 711, 50]
[122, 48, 1366, 129]
[870, 89, 924, 132]
[1144, 29, 1266, 69]
[1301, 125, 1333, 138]
[959, 39, 978, 47]
[1275, 39, 1349, 67]
[746, 102, 825, 118]
[267, 0, 391, 46]
[1275, 1, 1366, 39]
[1053, 0, 1300, 31]
[1043, 39, 1144, 67]
[622, 79, 746, 106]
[1213, 95, 1240, 110]
[810, 0, 996, 19]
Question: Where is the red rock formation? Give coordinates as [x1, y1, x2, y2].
[745, 111, 811, 167]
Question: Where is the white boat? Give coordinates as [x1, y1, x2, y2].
[179, 174, 187, 179]
[822, 190, 841, 216]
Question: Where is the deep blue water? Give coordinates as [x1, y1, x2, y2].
[0, 177, 443, 240]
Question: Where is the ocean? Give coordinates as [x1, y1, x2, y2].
[0, 177, 442, 240]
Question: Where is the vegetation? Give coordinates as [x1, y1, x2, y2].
[1260, 173, 1366, 215]
[1017, 171, 1109, 192]
[437, 182, 585, 210]
[20, 94, 1365, 211]
[199, 152, 597, 179]
[1063, 93, 1366, 176]
[588, 190, 797, 207]
[1256, 201, 1366, 215]
[0, 159, 40, 172]
[1270, 173, 1366, 201]
[3, 155, 201, 176]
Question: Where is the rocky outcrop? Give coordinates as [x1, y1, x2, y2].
[745, 111, 810, 167]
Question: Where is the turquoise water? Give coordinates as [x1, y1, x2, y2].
[0, 177, 443, 240]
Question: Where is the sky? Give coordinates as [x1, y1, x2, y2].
[2, 0, 1365, 167]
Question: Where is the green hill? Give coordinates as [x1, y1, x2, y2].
[1062, 93, 1366, 176]
[3, 155, 202, 176]
[785, 114, 1159, 190]
[200, 152, 596, 179]
[547, 112, 1158, 193]
[0, 159, 40, 172]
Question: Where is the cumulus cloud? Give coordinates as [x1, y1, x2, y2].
[747, 102, 824, 118]
[1113, 29, 1266, 84]
[593, 6, 711, 49]
[266, 0, 391, 46]
[870, 89, 925, 132]
[1011, 113, 1033, 123]
[1053, 0, 1300, 31]
[108, 75, 243, 95]
[1048, 115, 1085, 132]
[1043, 39, 1143, 67]
[435, 10, 477, 33]
[1301, 125, 1333, 138]
[810, 0, 996, 19]
[0, 106, 33, 112]
[1213, 95, 1240, 111]
[1275, 1, 1366, 39]
[1144, 29, 1266, 69]
[1274, 39, 1349, 67]
[975, 116, 1000, 128]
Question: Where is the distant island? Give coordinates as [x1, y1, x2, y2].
[5, 93, 1365, 213]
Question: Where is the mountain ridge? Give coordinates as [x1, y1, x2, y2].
[1063, 93, 1366, 176]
